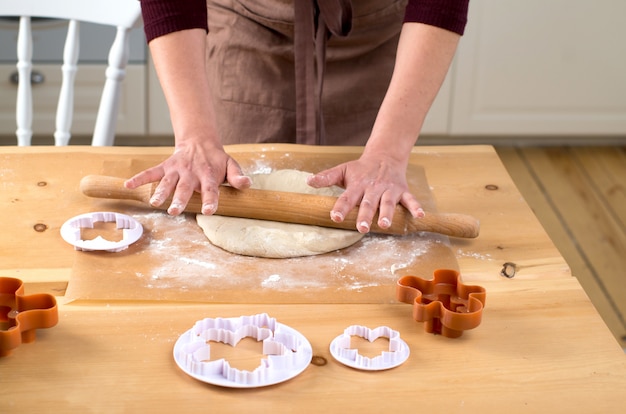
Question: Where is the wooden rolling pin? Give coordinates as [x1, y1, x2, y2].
[80, 175, 480, 238]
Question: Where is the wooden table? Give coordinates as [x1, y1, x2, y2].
[1, 145, 625, 412]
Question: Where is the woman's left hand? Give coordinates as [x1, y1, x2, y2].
[306, 23, 460, 233]
[306, 153, 424, 233]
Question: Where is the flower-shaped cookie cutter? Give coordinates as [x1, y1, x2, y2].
[173, 313, 313, 388]
[60, 211, 143, 252]
[0, 277, 58, 357]
[329, 325, 410, 370]
[396, 269, 486, 338]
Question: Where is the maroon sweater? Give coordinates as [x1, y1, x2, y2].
[140, 0, 469, 43]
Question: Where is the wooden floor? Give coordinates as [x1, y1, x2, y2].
[495, 146, 626, 350]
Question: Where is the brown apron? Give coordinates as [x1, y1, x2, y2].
[206, 0, 407, 146]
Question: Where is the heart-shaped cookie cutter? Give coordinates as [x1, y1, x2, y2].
[396, 269, 486, 338]
[60, 211, 143, 252]
[173, 313, 312, 388]
[329, 325, 410, 370]
[0, 277, 58, 357]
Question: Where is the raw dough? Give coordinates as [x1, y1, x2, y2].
[196, 169, 365, 258]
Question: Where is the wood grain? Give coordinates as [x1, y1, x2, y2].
[2, 279, 625, 413]
[496, 146, 626, 349]
[0, 145, 568, 293]
[1, 145, 625, 413]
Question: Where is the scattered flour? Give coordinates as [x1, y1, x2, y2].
[456, 249, 494, 261]
[127, 211, 449, 296]
[261, 274, 281, 287]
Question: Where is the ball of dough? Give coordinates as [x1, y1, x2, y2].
[196, 169, 364, 258]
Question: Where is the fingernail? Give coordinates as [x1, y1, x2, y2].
[150, 190, 165, 206]
[167, 201, 185, 215]
[358, 221, 370, 233]
[416, 208, 425, 218]
[379, 217, 391, 228]
[150, 196, 162, 206]
[202, 203, 217, 215]
[330, 211, 344, 223]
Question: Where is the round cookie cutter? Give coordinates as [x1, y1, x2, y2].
[60, 211, 143, 252]
[173, 313, 313, 388]
[329, 325, 410, 371]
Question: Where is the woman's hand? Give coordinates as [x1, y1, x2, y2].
[307, 153, 423, 233]
[124, 142, 251, 216]
[308, 24, 460, 233]
[125, 29, 252, 215]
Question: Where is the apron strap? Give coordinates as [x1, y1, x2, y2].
[294, 0, 352, 145]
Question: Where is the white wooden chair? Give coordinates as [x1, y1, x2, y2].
[2, 0, 142, 146]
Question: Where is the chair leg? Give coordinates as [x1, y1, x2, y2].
[54, 20, 80, 146]
[91, 26, 132, 146]
[16, 17, 33, 146]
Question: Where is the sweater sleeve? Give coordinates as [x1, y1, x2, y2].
[139, 0, 469, 43]
[140, 0, 208, 43]
[404, 0, 469, 35]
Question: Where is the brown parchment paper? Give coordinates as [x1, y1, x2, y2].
[64, 151, 459, 304]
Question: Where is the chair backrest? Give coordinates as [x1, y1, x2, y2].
[1, 0, 142, 146]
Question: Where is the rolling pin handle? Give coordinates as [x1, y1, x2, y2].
[80, 175, 152, 204]
[375, 210, 479, 239]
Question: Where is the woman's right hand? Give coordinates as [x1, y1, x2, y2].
[124, 141, 251, 216]
[128, 29, 252, 215]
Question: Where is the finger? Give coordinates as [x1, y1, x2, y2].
[307, 167, 344, 189]
[225, 158, 251, 190]
[124, 166, 164, 189]
[400, 191, 425, 218]
[166, 175, 196, 216]
[376, 191, 399, 229]
[329, 188, 361, 226]
[149, 173, 178, 208]
[193, 166, 221, 215]
[199, 182, 220, 215]
[355, 192, 381, 234]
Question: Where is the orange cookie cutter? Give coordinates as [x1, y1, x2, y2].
[0, 277, 58, 357]
[396, 269, 486, 338]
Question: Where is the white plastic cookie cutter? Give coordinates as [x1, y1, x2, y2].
[329, 325, 410, 371]
[60, 211, 143, 252]
[173, 313, 313, 388]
